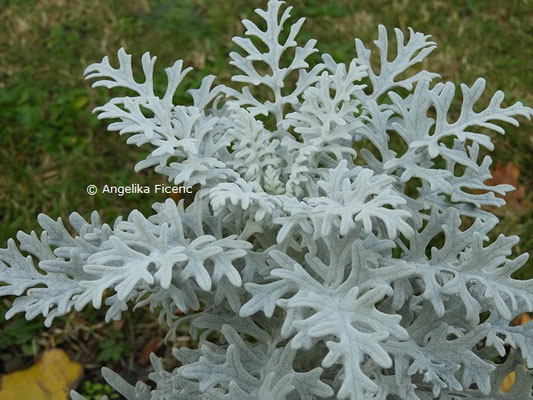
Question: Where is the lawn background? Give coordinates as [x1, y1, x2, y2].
[1, 0, 532, 396]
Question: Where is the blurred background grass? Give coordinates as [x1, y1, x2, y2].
[0, 0, 532, 395]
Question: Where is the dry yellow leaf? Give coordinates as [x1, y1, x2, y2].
[0, 349, 83, 400]
[501, 371, 516, 393]
[513, 313, 532, 326]
[500, 313, 532, 393]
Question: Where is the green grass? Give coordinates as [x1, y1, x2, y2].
[1, 0, 532, 389]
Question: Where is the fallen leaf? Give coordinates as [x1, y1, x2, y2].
[489, 162, 521, 188]
[501, 313, 532, 393]
[485, 162, 531, 215]
[137, 333, 164, 366]
[512, 313, 532, 326]
[169, 191, 183, 204]
[0, 349, 83, 400]
[501, 371, 515, 393]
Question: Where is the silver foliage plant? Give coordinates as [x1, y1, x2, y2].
[2, 1, 533, 399]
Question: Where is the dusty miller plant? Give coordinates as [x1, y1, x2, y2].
[2, 1, 533, 399]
